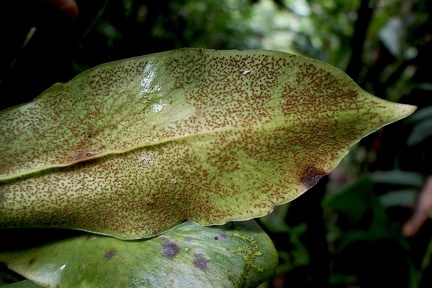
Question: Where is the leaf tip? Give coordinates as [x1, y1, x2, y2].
[397, 103, 417, 118]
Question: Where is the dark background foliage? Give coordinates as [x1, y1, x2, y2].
[1, 0, 432, 287]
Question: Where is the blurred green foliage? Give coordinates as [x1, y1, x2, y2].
[1, 0, 432, 287]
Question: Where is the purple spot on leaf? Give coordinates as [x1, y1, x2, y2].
[163, 241, 180, 259]
[193, 253, 210, 271]
[219, 233, 228, 239]
[103, 249, 117, 260]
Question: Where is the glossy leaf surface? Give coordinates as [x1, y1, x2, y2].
[0, 221, 277, 288]
[0, 49, 416, 239]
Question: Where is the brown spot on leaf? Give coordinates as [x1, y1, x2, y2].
[28, 258, 36, 265]
[193, 253, 210, 271]
[301, 167, 327, 189]
[103, 249, 117, 260]
[163, 240, 180, 259]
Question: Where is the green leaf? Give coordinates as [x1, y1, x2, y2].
[379, 189, 417, 207]
[0, 220, 277, 288]
[0, 48, 416, 239]
[0, 280, 42, 288]
[407, 118, 432, 146]
[324, 176, 394, 247]
[371, 170, 424, 188]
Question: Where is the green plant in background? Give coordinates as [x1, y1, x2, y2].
[0, 49, 415, 287]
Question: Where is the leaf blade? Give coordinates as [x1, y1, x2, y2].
[0, 221, 277, 288]
[0, 49, 416, 238]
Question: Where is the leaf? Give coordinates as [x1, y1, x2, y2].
[407, 118, 432, 146]
[0, 48, 416, 239]
[0, 220, 277, 288]
[379, 189, 417, 207]
[0, 262, 24, 286]
[0, 280, 42, 288]
[371, 170, 424, 188]
[324, 176, 390, 237]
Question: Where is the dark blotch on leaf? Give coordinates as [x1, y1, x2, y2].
[163, 241, 180, 259]
[219, 233, 228, 239]
[301, 166, 327, 189]
[28, 258, 36, 265]
[214, 236, 218, 240]
[103, 249, 117, 260]
[193, 253, 210, 271]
